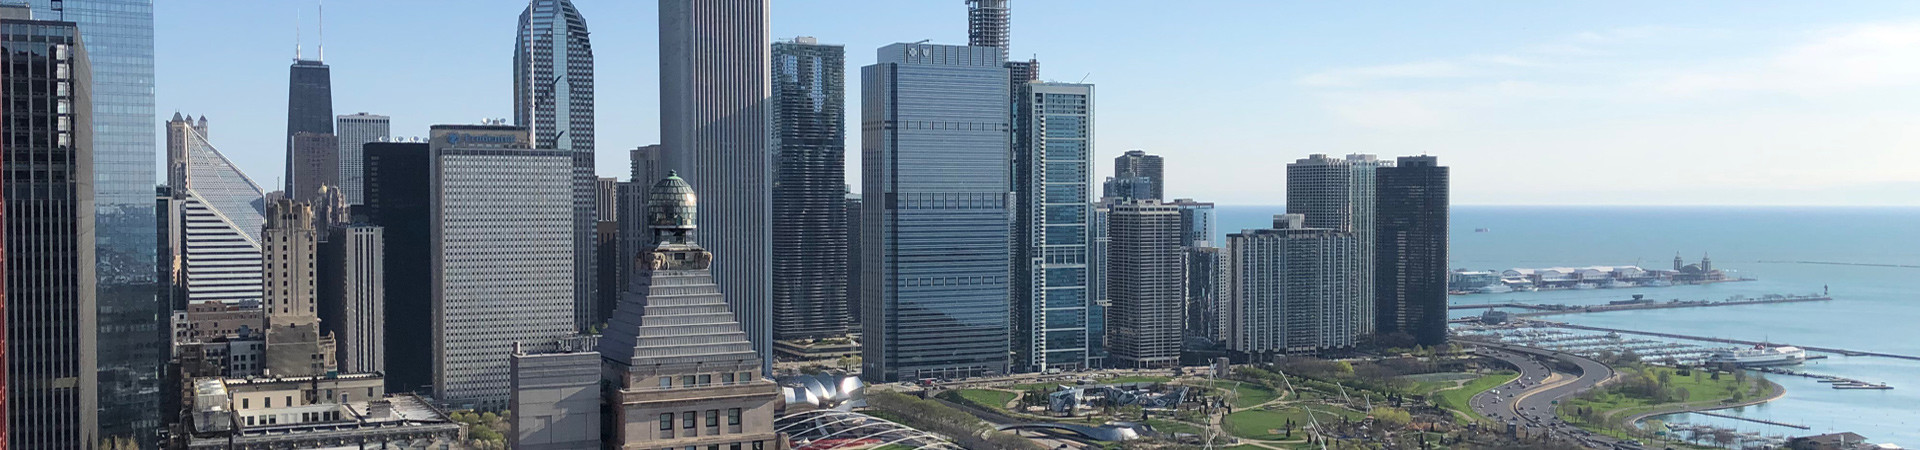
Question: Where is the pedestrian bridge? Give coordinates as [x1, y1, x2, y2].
[996, 422, 1150, 441]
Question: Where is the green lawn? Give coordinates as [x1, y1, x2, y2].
[1432, 370, 1518, 423]
[1213, 381, 1280, 408]
[952, 389, 1018, 411]
[1147, 418, 1207, 436]
[1223, 405, 1364, 440]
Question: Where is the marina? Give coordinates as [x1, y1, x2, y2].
[1453, 323, 1894, 390]
[1449, 293, 1830, 317]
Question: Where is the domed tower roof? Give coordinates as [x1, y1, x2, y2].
[648, 171, 698, 243]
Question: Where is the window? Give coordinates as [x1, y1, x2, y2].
[731, 444, 742, 450]
[241, 398, 249, 409]
[660, 376, 673, 389]
[683, 411, 696, 429]
[698, 374, 712, 386]
[264, 397, 271, 408]
[728, 408, 741, 425]
[705, 410, 719, 430]
[721, 373, 734, 384]
[659, 413, 672, 430]
[681, 375, 695, 387]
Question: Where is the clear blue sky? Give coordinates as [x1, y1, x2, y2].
[156, 1, 1920, 205]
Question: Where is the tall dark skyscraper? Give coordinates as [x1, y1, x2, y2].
[361, 141, 431, 393]
[2, 12, 98, 448]
[19, 0, 159, 444]
[1114, 150, 1165, 200]
[284, 58, 334, 195]
[1105, 200, 1184, 369]
[770, 37, 849, 342]
[660, 0, 773, 374]
[1376, 156, 1449, 347]
[289, 131, 339, 202]
[516, 0, 598, 332]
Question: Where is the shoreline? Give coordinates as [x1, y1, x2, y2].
[1624, 377, 1788, 429]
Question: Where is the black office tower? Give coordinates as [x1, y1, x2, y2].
[284, 59, 334, 194]
[361, 142, 430, 392]
[1113, 150, 1164, 201]
[1375, 156, 1449, 348]
[2, 14, 98, 449]
[770, 38, 848, 342]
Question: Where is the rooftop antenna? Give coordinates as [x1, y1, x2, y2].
[317, 0, 325, 61]
[294, 7, 302, 60]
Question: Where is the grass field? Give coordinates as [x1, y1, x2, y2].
[1207, 381, 1280, 408]
[1222, 405, 1365, 440]
[951, 389, 1018, 411]
[1432, 370, 1518, 423]
[1563, 367, 1766, 426]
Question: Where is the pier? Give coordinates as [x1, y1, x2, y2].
[1689, 411, 1810, 430]
[1450, 295, 1831, 316]
[1534, 321, 1920, 362]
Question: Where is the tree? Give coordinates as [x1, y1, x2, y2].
[1657, 370, 1672, 387]
[1370, 407, 1413, 427]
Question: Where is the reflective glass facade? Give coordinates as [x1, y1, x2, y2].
[23, 0, 159, 445]
[770, 39, 848, 341]
[3, 17, 97, 449]
[1012, 82, 1093, 372]
[860, 43, 1010, 382]
[515, 0, 597, 332]
[172, 124, 267, 305]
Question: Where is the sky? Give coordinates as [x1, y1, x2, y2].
[155, 1, 1920, 206]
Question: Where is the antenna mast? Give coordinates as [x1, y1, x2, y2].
[294, 8, 302, 60]
[317, 0, 325, 61]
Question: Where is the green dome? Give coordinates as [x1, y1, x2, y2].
[648, 171, 697, 231]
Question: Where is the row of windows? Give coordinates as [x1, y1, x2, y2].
[655, 371, 756, 389]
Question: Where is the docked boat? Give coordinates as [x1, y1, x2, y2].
[1572, 282, 1599, 290]
[1599, 279, 1637, 289]
[1475, 284, 1513, 294]
[1708, 344, 1806, 367]
[1642, 278, 1673, 287]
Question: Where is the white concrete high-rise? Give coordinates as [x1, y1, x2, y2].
[165, 115, 269, 306]
[335, 113, 390, 205]
[659, 0, 773, 374]
[429, 125, 576, 408]
[1227, 214, 1360, 355]
[1286, 154, 1385, 336]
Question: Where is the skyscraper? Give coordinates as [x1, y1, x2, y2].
[1169, 199, 1215, 247]
[771, 37, 848, 342]
[1227, 214, 1360, 356]
[4, 10, 97, 448]
[596, 173, 781, 448]
[285, 59, 334, 195]
[164, 115, 268, 307]
[1286, 154, 1384, 336]
[616, 145, 662, 334]
[1114, 150, 1165, 201]
[860, 43, 1011, 382]
[596, 177, 618, 222]
[320, 224, 384, 374]
[1183, 246, 1228, 342]
[1011, 82, 1094, 372]
[361, 141, 432, 393]
[1376, 156, 1449, 347]
[289, 131, 339, 202]
[1106, 200, 1184, 369]
[844, 192, 862, 325]
[429, 125, 574, 408]
[515, 0, 598, 334]
[261, 198, 335, 377]
[659, 0, 772, 374]
[21, 0, 160, 442]
[335, 113, 390, 205]
[965, 0, 1010, 60]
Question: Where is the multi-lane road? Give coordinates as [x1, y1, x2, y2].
[1465, 341, 1639, 449]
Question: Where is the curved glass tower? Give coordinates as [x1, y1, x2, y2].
[516, 0, 599, 331]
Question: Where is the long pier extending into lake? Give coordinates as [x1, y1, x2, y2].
[1690, 411, 1810, 430]
[1532, 321, 1920, 362]
[1451, 295, 1831, 316]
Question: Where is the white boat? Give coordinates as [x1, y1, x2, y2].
[1642, 278, 1673, 287]
[1708, 345, 1806, 367]
[1599, 279, 1636, 289]
[1475, 284, 1513, 294]
[1572, 282, 1599, 290]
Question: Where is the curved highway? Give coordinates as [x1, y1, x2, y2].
[1465, 341, 1633, 449]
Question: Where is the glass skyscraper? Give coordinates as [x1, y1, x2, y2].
[860, 43, 1011, 382]
[1012, 82, 1094, 372]
[1286, 154, 1384, 337]
[21, 0, 159, 445]
[770, 37, 849, 342]
[284, 59, 333, 197]
[515, 0, 598, 332]
[3, 13, 97, 449]
[1376, 156, 1449, 347]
